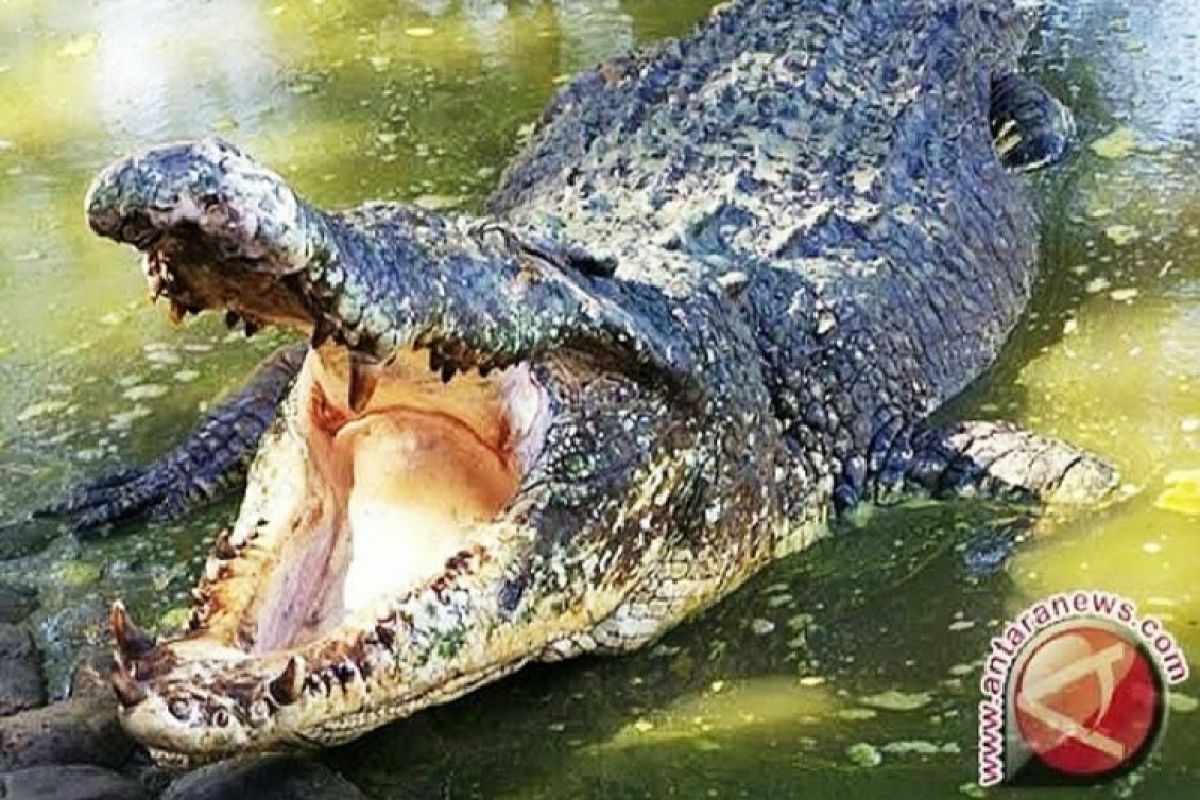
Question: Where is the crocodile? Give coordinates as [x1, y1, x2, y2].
[44, 0, 1117, 765]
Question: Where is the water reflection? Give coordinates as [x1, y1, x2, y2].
[85, 0, 279, 144]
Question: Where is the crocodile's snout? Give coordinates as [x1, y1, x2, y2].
[84, 138, 314, 275]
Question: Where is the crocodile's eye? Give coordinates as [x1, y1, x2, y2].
[168, 697, 191, 720]
[213, 709, 229, 728]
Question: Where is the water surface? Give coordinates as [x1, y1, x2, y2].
[0, 1, 1195, 797]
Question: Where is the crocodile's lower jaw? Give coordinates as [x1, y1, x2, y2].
[111, 345, 551, 761]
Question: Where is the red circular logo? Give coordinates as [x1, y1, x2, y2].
[1013, 623, 1163, 777]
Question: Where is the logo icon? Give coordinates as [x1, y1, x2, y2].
[1011, 621, 1163, 781]
[976, 591, 1188, 787]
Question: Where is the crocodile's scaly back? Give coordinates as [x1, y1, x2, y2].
[495, 0, 1037, 409]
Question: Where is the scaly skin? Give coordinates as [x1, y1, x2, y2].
[60, 0, 1117, 763]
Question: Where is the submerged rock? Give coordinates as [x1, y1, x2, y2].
[162, 756, 366, 800]
[0, 695, 133, 770]
[0, 585, 37, 625]
[0, 764, 148, 800]
[0, 625, 45, 716]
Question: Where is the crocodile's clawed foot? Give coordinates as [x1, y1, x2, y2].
[880, 420, 1121, 509]
[35, 345, 305, 537]
[35, 464, 172, 537]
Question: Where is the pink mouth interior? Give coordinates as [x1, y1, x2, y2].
[243, 347, 548, 651]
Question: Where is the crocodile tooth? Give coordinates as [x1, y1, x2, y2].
[440, 363, 457, 383]
[334, 661, 360, 686]
[148, 274, 166, 303]
[213, 528, 238, 560]
[347, 352, 381, 413]
[112, 659, 146, 708]
[373, 622, 396, 650]
[268, 656, 306, 706]
[109, 600, 155, 662]
[167, 299, 189, 325]
[310, 317, 335, 349]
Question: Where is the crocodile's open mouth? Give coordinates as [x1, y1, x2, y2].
[109, 337, 553, 762]
[84, 138, 665, 761]
[227, 345, 547, 652]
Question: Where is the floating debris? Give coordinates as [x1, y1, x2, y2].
[1104, 225, 1140, 246]
[836, 708, 877, 721]
[766, 592, 793, 608]
[786, 613, 814, 630]
[412, 194, 465, 211]
[1109, 288, 1139, 302]
[404, 27, 436, 38]
[857, 690, 933, 712]
[749, 618, 775, 635]
[958, 782, 986, 798]
[107, 406, 152, 431]
[1090, 127, 1137, 160]
[1168, 693, 1198, 713]
[173, 369, 200, 383]
[145, 348, 181, 366]
[1155, 470, 1200, 516]
[16, 399, 70, 422]
[880, 740, 959, 756]
[846, 742, 882, 768]
[121, 383, 168, 401]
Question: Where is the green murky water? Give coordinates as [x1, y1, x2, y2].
[0, 1, 1195, 797]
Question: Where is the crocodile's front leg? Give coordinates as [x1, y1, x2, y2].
[36, 344, 304, 535]
[864, 418, 1119, 507]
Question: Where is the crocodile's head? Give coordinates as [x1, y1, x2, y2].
[85, 140, 778, 763]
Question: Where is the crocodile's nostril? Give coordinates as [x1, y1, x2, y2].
[119, 213, 156, 246]
[87, 206, 123, 237]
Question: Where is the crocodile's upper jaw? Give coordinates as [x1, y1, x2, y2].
[111, 345, 558, 761]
